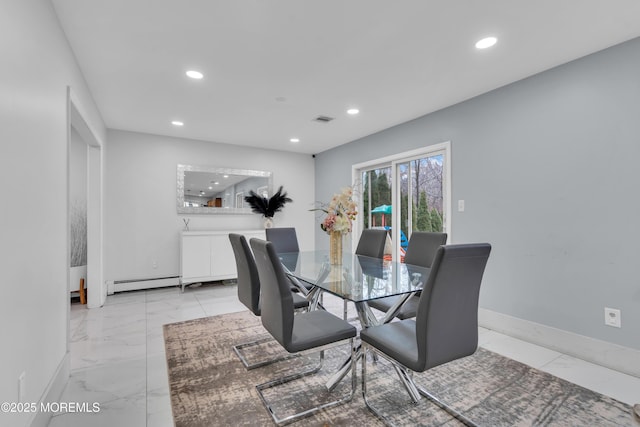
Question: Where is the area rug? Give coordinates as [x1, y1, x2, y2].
[163, 310, 637, 426]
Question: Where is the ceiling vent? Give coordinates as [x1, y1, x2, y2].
[313, 115, 335, 123]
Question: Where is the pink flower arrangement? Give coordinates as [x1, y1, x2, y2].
[313, 187, 358, 235]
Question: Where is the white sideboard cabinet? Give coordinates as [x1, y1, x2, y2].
[180, 229, 265, 291]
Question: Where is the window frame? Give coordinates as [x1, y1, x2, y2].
[351, 141, 452, 260]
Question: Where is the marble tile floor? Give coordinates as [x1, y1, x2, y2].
[49, 282, 640, 427]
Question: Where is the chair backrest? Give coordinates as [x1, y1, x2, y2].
[250, 238, 294, 350]
[404, 232, 448, 267]
[355, 229, 388, 259]
[265, 227, 300, 253]
[415, 243, 491, 371]
[228, 233, 261, 315]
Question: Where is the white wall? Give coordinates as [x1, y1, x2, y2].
[105, 130, 315, 282]
[0, 0, 106, 425]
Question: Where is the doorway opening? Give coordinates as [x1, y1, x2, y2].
[67, 87, 105, 323]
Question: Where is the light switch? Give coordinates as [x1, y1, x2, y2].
[458, 200, 465, 212]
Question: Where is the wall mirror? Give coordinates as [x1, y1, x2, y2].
[177, 164, 272, 214]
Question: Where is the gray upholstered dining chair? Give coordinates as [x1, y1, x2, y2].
[228, 233, 309, 370]
[355, 228, 388, 258]
[368, 231, 447, 319]
[342, 228, 389, 319]
[265, 227, 300, 253]
[265, 226, 313, 294]
[361, 243, 491, 427]
[250, 238, 357, 426]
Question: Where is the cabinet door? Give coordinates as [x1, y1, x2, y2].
[182, 235, 212, 279]
[210, 234, 236, 278]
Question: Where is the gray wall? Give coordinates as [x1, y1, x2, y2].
[315, 38, 640, 350]
[105, 130, 315, 282]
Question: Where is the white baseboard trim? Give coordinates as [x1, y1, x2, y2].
[31, 352, 70, 427]
[107, 276, 180, 294]
[479, 308, 640, 378]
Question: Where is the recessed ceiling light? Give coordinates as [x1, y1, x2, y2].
[475, 37, 497, 49]
[171, 120, 184, 126]
[223, 175, 229, 178]
[347, 108, 360, 115]
[290, 138, 300, 143]
[186, 70, 204, 79]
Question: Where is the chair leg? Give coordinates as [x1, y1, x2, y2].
[233, 336, 299, 370]
[256, 339, 356, 426]
[416, 385, 478, 427]
[362, 344, 395, 426]
[362, 344, 478, 427]
[391, 363, 421, 403]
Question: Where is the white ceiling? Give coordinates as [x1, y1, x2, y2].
[52, 1, 640, 155]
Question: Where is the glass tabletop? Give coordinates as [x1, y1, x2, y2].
[279, 250, 430, 302]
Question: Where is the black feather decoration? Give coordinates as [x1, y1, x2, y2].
[244, 186, 292, 218]
[244, 191, 269, 216]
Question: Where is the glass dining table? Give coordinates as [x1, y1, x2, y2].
[278, 250, 430, 390]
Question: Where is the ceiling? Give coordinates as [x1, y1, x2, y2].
[51, 1, 640, 155]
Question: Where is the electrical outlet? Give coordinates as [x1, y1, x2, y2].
[458, 200, 465, 212]
[152, 260, 158, 269]
[604, 307, 621, 328]
[18, 371, 26, 402]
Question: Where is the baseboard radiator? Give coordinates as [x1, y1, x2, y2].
[107, 276, 180, 294]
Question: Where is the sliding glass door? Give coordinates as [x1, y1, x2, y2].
[353, 143, 450, 261]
